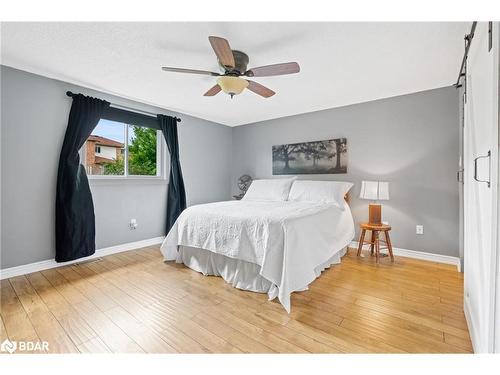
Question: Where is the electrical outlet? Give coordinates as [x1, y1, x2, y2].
[129, 219, 138, 230]
[416, 225, 424, 235]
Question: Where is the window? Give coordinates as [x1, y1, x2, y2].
[81, 119, 163, 179]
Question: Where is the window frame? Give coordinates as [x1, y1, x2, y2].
[81, 119, 167, 182]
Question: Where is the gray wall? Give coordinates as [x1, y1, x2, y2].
[0, 65, 460, 269]
[231, 87, 460, 257]
[1, 66, 232, 269]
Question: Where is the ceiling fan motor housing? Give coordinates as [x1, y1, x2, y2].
[219, 50, 249, 75]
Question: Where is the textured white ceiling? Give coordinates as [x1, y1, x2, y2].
[1, 22, 469, 126]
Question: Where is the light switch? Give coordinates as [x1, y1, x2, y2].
[416, 225, 424, 235]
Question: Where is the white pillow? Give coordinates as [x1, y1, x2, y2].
[242, 178, 296, 202]
[288, 180, 354, 209]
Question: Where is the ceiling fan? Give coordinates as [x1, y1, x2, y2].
[161, 36, 300, 99]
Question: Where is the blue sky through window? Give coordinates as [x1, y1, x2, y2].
[92, 119, 124, 142]
[91, 119, 136, 144]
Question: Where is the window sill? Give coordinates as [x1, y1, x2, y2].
[88, 177, 168, 186]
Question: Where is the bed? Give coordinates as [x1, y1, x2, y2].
[160, 179, 355, 312]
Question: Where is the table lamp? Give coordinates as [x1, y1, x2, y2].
[359, 181, 390, 225]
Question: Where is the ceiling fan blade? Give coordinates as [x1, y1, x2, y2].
[208, 36, 235, 68]
[203, 84, 222, 96]
[245, 62, 300, 77]
[162, 67, 220, 76]
[246, 80, 275, 98]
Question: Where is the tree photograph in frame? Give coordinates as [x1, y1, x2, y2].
[272, 138, 347, 175]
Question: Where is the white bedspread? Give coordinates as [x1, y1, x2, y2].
[160, 200, 355, 312]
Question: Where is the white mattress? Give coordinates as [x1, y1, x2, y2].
[161, 200, 355, 312]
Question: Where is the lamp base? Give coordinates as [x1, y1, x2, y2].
[368, 204, 382, 225]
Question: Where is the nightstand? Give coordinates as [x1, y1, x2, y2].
[356, 222, 394, 263]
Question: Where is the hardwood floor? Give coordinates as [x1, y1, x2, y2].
[0, 246, 472, 353]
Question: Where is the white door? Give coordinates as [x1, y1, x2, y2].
[463, 22, 499, 353]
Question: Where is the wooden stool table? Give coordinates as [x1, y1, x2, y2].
[356, 222, 394, 263]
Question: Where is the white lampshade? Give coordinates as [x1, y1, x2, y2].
[359, 181, 390, 201]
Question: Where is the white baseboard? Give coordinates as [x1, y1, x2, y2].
[1, 237, 459, 279]
[0, 236, 165, 280]
[350, 241, 461, 272]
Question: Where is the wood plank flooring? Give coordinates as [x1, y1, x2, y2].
[0, 247, 472, 353]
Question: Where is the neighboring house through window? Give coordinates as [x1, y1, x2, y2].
[85, 135, 124, 175]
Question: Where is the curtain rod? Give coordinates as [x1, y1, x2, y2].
[454, 21, 477, 88]
[66, 91, 181, 122]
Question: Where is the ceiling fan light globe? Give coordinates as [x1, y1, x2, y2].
[217, 76, 248, 96]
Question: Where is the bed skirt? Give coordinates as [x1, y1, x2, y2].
[176, 245, 348, 302]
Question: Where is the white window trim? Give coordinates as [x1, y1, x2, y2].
[81, 123, 167, 183]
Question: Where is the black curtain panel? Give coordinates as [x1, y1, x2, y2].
[55, 94, 110, 262]
[158, 114, 187, 234]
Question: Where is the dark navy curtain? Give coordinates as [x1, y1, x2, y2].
[158, 114, 186, 234]
[55, 94, 110, 262]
